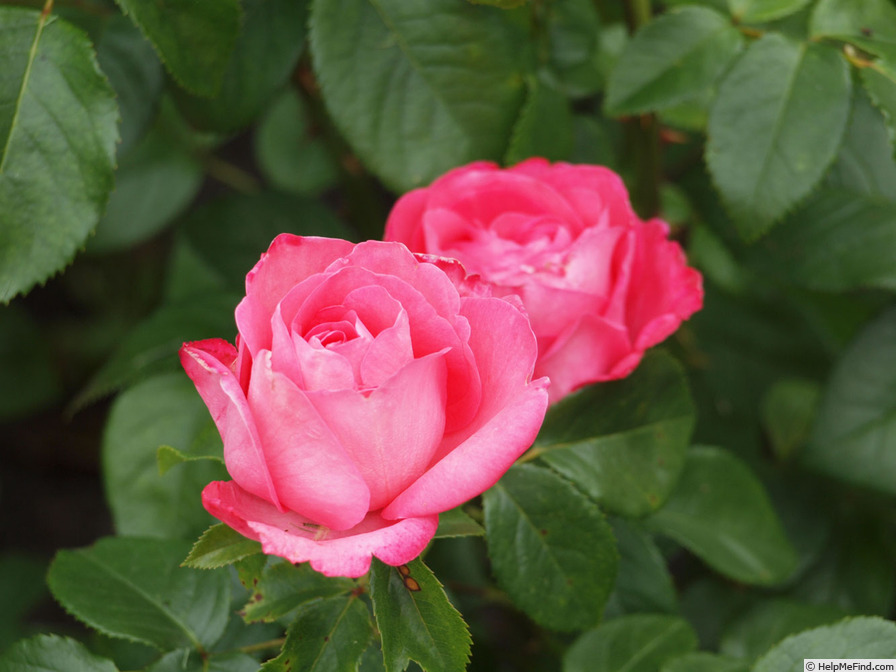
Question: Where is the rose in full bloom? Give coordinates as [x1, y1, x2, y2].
[180, 236, 549, 577]
[385, 159, 703, 403]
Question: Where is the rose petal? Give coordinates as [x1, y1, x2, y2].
[180, 341, 282, 510]
[382, 378, 548, 520]
[202, 480, 438, 578]
[360, 308, 415, 388]
[383, 188, 430, 252]
[291, 332, 357, 391]
[247, 350, 370, 530]
[510, 159, 637, 231]
[235, 236, 354, 357]
[626, 219, 704, 341]
[306, 352, 448, 511]
[446, 295, 540, 446]
[295, 264, 481, 432]
[535, 313, 632, 402]
[427, 168, 583, 231]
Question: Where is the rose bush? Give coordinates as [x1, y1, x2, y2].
[180, 236, 549, 577]
[385, 159, 704, 403]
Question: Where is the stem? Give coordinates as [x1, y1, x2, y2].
[234, 638, 287, 656]
[622, 0, 661, 218]
[627, 115, 661, 218]
[293, 59, 388, 241]
[623, 0, 651, 33]
[203, 154, 262, 193]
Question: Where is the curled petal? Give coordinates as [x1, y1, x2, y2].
[203, 481, 438, 578]
[236, 236, 354, 357]
[180, 340, 281, 510]
[626, 219, 704, 342]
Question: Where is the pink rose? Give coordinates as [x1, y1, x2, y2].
[385, 159, 703, 403]
[180, 236, 549, 577]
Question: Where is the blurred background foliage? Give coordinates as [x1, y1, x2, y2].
[1, 0, 896, 669]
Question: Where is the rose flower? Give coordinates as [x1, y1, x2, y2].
[385, 159, 703, 403]
[180, 236, 549, 577]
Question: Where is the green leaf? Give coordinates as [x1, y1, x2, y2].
[157, 445, 224, 477]
[180, 192, 354, 294]
[483, 464, 618, 631]
[760, 378, 820, 461]
[254, 89, 340, 196]
[753, 617, 896, 670]
[719, 599, 850, 660]
[862, 67, 896, 142]
[76, 293, 240, 407]
[242, 561, 355, 624]
[706, 35, 851, 239]
[103, 373, 227, 538]
[434, 507, 484, 539]
[544, 0, 603, 98]
[661, 652, 749, 672]
[89, 117, 203, 255]
[183, 524, 262, 570]
[727, 0, 810, 23]
[147, 650, 259, 672]
[788, 515, 895, 616]
[0, 7, 118, 302]
[261, 596, 373, 672]
[0, 305, 61, 421]
[760, 190, 896, 292]
[803, 307, 896, 494]
[468, 0, 526, 7]
[680, 578, 756, 650]
[0, 554, 48, 649]
[173, 0, 308, 132]
[309, 0, 526, 191]
[604, 519, 677, 617]
[644, 446, 798, 585]
[47, 537, 231, 650]
[537, 350, 695, 517]
[564, 615, 698, 672]
[605, 7, 743, 116]
[824, 88, 896, 201]
[369, 558, 471, 672]
[504, 78, 573, 164]
[810, 0, 896, 73]
[95, 15, 163, 154]
[114, 0, 241, 97]
[0, 635, 119, 672]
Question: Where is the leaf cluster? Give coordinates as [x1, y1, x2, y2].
[2, 0, 896, 671]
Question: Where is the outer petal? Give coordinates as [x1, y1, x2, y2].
[382, 378, 548, 520]
[203, 481, 438, 578]
[306, 352, 448, 511]
[235, 235, 354, 357]
[180, 340, 281, 510]
[382, 295, 549, 519]
[247, 350, 370, 530]
[383, 188, 430, 251]
[626, 219, 703, 342]
[534, 314, 632, 403]
[443, 295, 541, 447]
